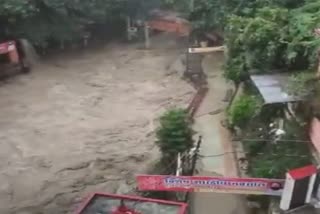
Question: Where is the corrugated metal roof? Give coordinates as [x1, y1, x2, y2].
[250, 73, 304, 104]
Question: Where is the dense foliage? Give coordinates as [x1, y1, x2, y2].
[165, 0, 316, 180]
[187, 0, 320, 82]
[162, 0, 190, 14]
[0, 0, 153, 48]
[243, 119, 311, 178]
[287, 71, 316, 97]
[156, 109, 194, 165]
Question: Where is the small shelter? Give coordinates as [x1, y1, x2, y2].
[249, 73, 307, 140]
[250, 73, 304, 105]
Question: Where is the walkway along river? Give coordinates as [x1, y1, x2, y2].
[191, 52, 248, 214]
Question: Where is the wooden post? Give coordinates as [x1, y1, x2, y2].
[83, 32, 90, 48]
[144, 23, 150, 49]
[60, 40, 65, 50]
[190, 136, 202, 175]
[176, 153, 182, 176]
[127, 16, 131, 41]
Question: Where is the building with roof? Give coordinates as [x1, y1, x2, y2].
[250, 73, 304, 105]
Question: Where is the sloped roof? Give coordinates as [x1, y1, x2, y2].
[250, 73, 304, 104]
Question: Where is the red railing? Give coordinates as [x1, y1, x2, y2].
[0, 41, 20, 63]
[74, 192, 188, 214]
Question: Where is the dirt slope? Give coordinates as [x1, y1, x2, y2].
[0, 34, 193, 214]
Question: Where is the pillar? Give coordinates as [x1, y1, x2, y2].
[144, 23, 150, 49]
[280, 165, 317, 211]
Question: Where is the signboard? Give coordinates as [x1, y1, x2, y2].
[137, 175, 285, 196]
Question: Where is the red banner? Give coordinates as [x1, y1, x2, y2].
[137, 175, 285, 196]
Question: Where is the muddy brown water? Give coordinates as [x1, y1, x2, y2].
[0, 34, 194, 214]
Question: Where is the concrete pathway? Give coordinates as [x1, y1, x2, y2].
[191, 53, 248, 214]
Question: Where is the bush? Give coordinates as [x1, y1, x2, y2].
[224, 56, 247, 84]
[228, 95, 261, 128]
[0, 0, 141, 48]
[155, 108, 194, 166]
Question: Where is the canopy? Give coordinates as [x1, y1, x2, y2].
[250, 74, 304, 104]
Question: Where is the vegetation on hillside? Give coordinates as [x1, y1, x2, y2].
[163, 0, 318, 179]
[0, 0, 162, 49]
[162, 0, 320, 83]
[243, 119, 312, 178]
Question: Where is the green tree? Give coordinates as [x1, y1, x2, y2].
[188, 0, 320, 83]
[156, 109, 194, 166]
[0, 0, 133, 47]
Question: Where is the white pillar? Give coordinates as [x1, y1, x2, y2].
[306, 174, 317, 203]
[144, 23, 150, 49]
[280, 173, 295, 211]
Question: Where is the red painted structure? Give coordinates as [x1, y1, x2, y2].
[0, 41, 20, 63]
[147, 10, 191, 36]
[280, 165, 317, 211]
[288, 165, 317, 180]
[111, 200, 142, 214]
[147, 20, 191, 36]
[74, 192, 187, 214]
[187, 87, 208, 118]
